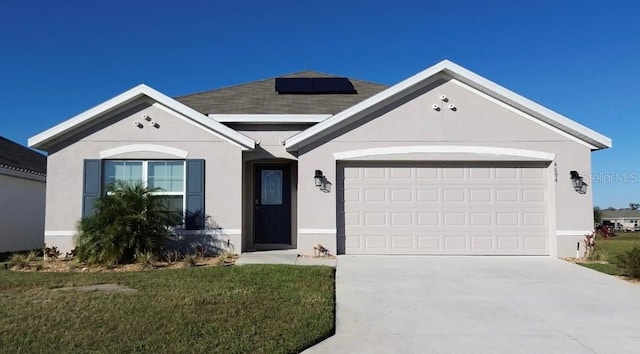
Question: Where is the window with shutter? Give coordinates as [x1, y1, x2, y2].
[82, 158, 205, 230]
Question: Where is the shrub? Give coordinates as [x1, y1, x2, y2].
[615, 246, 640, 279]
[8, 254, 29, 270]
[164, 250, 182, 264]
[135, 251, 156, 270]
[214, 251, 236, 266]
[75, 182, 181, 265]
[26, 250, 39, 263]
[43, 246, 61, 261]
[585, 249, 606, 262]
[182, 254, 198, 268]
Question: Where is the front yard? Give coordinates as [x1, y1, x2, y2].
[577, 231, 640, 276]
[0, 265, 335, 353]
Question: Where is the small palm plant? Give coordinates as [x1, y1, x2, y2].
[75, 181, 181, 265]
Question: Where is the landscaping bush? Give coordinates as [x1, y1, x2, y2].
[135, 251, 156, 270]
[75, 181, 181, 265]
[25, 250, 38, 263]
[182, 254, 198, 267]
[585, 249, 606, 262]
[615, 246, 640, 279]
[8, 253, 29, 270]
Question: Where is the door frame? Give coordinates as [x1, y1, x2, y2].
[243, 159, 297, 251]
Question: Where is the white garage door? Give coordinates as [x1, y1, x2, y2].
[339, 164, 549, 255]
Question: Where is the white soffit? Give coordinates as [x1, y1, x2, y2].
[209, 114, 331, 123]
[284, 60, 612, 151]
[28, 84, 256, 151]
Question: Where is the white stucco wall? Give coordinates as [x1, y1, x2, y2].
[43, 98, 244, 254]
[295, 78, 595, 257]
[0, 171, 46, 252]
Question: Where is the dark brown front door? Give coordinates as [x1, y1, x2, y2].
[254, 165, 291, 244]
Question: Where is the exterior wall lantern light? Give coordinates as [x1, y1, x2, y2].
[314, 170, 331, 193]
[570, 171, 588, 194]
[314, 170, 324, 187]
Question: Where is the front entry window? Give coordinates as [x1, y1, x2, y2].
[261, 169, 283, 205]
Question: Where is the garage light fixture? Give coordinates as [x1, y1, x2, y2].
[314, 170, 324, 187]
[314, 170, 331, 193]
[570, 171, 588, 194]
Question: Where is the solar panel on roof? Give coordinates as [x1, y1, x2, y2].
[275, 78, 314, 93]
[275, 77, 358, 94]
[312, 77, 356, 94]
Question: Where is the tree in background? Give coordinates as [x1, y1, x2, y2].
[593, 206, 603, 225]
[630, 203, 639, 210]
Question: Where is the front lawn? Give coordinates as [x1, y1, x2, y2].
[0, 265, 335, 353]
[577, 231, 640, 276]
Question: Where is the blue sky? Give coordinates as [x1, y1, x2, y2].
[1, 1, 638, 208]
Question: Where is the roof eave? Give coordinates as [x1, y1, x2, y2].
[29, 84, 255, 151]
[284, 59, 612, 151]
[441, 64, 612, 150]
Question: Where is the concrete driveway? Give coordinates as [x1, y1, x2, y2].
[305, 256, 640, 353]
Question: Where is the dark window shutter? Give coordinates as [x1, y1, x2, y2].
[185, 159, 205, 230]
[82, 159, 101, 217]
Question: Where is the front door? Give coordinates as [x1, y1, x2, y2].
[254, 165, 291, 244]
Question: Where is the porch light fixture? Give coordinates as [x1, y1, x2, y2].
[314, 170, 324, 187]
[570, 171, 588, 194]
[314, 170, 332, 192]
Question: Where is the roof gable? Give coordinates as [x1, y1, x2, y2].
[29, 84, 255, 151]
[0, 136, 46, 176]
[175, 71, 388, 115]
[284, 60, 612, 151]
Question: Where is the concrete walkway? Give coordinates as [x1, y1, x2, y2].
[305, 256, 640, 354]
[235, 250, 336, 266]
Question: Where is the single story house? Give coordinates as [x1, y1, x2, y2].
[601, 209, 640, 231]
[29, 60, 611, 257]
[0, 136, 46, 252]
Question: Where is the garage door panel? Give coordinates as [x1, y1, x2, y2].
[342, 211, 547, 228]
[343, 234, 548, 255]
[345, 187, 547, 206]
[341, 165, 549, 255]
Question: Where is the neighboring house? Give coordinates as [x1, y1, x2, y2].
[0, 136, 46, 252]
[29, 60, 612, 258]
[601, 209, 640, 231]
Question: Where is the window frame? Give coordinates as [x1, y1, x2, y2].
[102, 159, 187, 219]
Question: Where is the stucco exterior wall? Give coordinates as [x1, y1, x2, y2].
[0, 172, 46, 252]
[295, 79, 594, 257]
[235, 124, 304, 161]
[44, 99, 244, 253]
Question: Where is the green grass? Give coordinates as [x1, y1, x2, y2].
[577, 232, 640, 276]
[0, 265, 335, 353]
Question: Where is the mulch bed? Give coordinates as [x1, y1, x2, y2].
[8, 255, 237, 273]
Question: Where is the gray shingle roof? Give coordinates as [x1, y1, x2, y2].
[601, 209, 640, 219]
[0, 136, 46, 176]
[175, 70, 388, 115]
